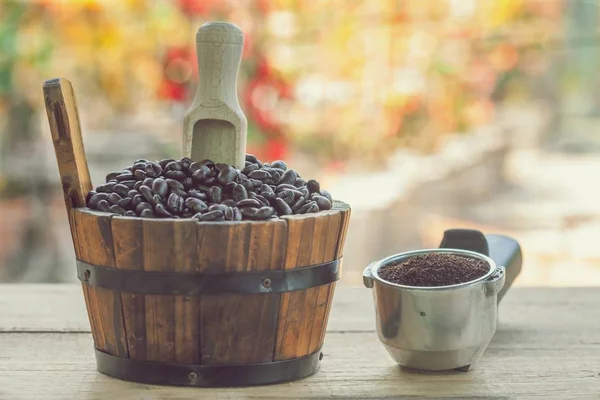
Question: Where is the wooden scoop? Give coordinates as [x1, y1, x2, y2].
[183, 22, 247, 169]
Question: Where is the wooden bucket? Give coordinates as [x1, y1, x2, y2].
[44, 79, 351, 387]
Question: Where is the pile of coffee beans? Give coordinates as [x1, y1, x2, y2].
[377, 253, 489, 287]
[85, 154, 333, 221]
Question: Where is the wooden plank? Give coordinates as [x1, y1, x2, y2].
[111, 216, 145, 360]
[198, 220, 287, 364]
[0, 331, 598, 399]
[172, 220, 200, 364]
[275, 210, 342, 360]
[142, 219, 177, 362]
[71, 209, 128, 358]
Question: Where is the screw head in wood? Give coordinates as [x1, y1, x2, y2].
[261, 278, 272, 288]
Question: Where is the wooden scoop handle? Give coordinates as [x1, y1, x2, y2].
[183, 22, 247, 169]
[43, 78, 91, 214]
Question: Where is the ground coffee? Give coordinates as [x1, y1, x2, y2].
[377, 253, 489, 287]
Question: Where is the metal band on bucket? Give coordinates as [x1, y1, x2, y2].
[76, 258, 341, 295]
[95, 348, 322, 387]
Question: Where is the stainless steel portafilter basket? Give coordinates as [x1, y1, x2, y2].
[363, 229, 522, 371]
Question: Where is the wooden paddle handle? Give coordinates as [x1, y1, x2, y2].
[183, 22, 247, 169]
[195, 22, 244, 109]
[43, 78, 91, 215]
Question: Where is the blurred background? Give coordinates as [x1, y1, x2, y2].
[1, 0, 599, 286]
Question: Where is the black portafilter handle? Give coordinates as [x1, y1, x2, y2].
[439, 229, 523, 303]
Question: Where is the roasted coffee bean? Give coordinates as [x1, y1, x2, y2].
[237, 198, 261, 208]
[155, 203, 173, 218]
[294, 178, 307, 188]
[132, 194, 144, 208]
[180, 157, 192, 171]
[133, 181, 143, 191]
[256, 206, 275, 219]
[167, 193, 184, 214]
[224, 181, 237, 193]
[191, 165, 211, 182]
[106, 171, 120, 182]
[222, 199, 237, 207]
[152, 194, 163, 206]
[245, 154, 259, 163]
[98, 182, 114, 193]
[117, 197, 132, 210]
[144, 163, 157, 178]
[97, 199, 110, 212]
[86, 190, 97, 204]
[139, 185, 153, 203]
[185, 198, 208, 213]
[151, 162, 163, 176]
[188, 161, 202, 173]
[165, 178, 184, 190]
[291, 196, 306, 212]
[240, 207, 259, 219]
[124, 210, 137, 217]
[165, 161, 182, 172]
[277, 189, 295, 205]
[159, 158, 176, 169]
[232, 184, 248, 201]
[135, 159, 149, 164]
[170, 187, 188, 199]
[275, 197, 293, 215]
[204, 176, 216, 186]
[112, 184, 129, 197]
[116, 172, 134, 181]
[271, 160, 287, 170]
[298, 186, 310, 199]
[140, 208, 155, 218]
[306, 203, 319, 213]
[214, 163, 226, 172]
[307, 179, 320, 194]
[207, 186, 222, 203]
[260, 184, 274, 194]
[267, 171, 281, 184]
[88, 193, 109, 208]
[127, 190, 139, 198]
[132, 162, 146, 170]
[199, 210, 224, 221]
[320, 189, 333, 203]
[217, 165, 237, 185]
[248, 170, 270, 180]
[242, 164, 259, 175]
[276, 184, 297, 192]
[108, 193, 122, 205]
[296, 201, 317, 214]
[253, 193, 270, 207]
[198, 159, 215, 168]
[152, 178, 169, 199]
[142, 177, 154, 187]
[249, 179, 263, 189]
[232, 207, 242, 221]
[223, 207, 234, 221]
[280, 169, 297, 185]
[109, 205, 126, 215]
[165, 170, 186, 181]
[208, 204, 229, 213]
[121, 180, 136, 189]
[261, 191, 277, 205]
[182, 177, 194, 189]
[134, 169, 147, 180]
[136, 202, 153, 215]
[188, 189, 207, 201]
[240, 177, 254, 192]
[313, 195, 332, 210]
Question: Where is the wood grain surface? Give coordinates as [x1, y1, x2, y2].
[0, 285, 597, 399]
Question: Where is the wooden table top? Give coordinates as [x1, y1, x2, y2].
[0, 284, 598, 399]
